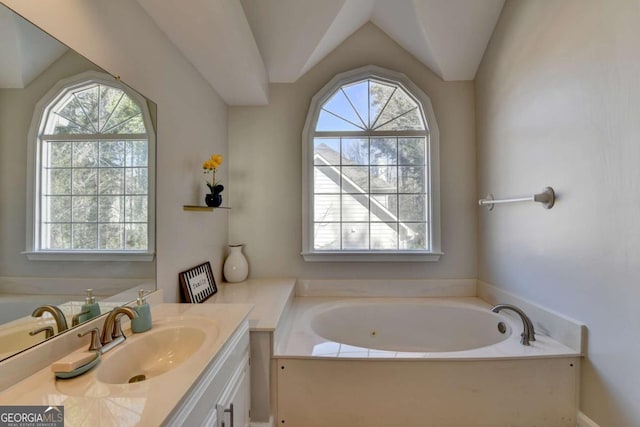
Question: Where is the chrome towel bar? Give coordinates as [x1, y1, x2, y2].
[478, 187, 555, 210]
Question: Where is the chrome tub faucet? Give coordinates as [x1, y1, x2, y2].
[491, 303, 536, 346]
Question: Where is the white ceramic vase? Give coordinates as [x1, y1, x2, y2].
[223, 244, 249, 282]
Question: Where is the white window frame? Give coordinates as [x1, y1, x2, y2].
[24, 70, 156, 262]
[301, 65, 442, 262]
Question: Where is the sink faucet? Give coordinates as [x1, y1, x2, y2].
[32, 305, 68, 334]
[100, 307, 138, 353]
[491, 304, 536, 345]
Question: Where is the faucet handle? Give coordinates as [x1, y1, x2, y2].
[30, 326, 54, 339]
[78, 328, 102, 352]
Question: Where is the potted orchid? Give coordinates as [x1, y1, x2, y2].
[202, 154, 224, 207]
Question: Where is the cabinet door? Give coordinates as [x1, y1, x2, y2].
[217, 354, 250, 427]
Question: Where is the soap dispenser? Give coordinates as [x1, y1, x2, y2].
[78, 289, 101, 323]
[131, 289, 152, 333]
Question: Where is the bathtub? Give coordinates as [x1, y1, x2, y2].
[274, 297, 581, 426]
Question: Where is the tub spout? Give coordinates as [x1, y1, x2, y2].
[491, 304, 536, 346]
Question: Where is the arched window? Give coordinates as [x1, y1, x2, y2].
[26, 71, 155, 261]
[302, 66, 441, 262]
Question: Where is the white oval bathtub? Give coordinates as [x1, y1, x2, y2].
[275, 297, 581, 426]
[309, 300, 511, 352]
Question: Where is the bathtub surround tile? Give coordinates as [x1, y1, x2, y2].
[296, 278, 476, 297]
[477, 280, 585, 354]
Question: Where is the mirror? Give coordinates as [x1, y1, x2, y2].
[0, 4, 157, 361]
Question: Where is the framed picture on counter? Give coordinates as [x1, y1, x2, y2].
[179, 261, 217, 303]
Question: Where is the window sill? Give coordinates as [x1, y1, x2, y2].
[301, 251, 443, 262]
[23, 251, 155, 262]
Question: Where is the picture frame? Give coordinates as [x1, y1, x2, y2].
[178, 261, 218, 303]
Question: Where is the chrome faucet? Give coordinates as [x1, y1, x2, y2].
[100, 307, 138, 353]
[32, 305, 68, 333]
[491, 304, 536, 346]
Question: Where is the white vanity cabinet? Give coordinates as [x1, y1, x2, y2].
[164, 320, 251, 427]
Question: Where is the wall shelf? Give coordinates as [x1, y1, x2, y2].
[183, 205, 231, 212]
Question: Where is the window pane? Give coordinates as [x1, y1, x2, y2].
[314, 166, 340, 194]
[125, 224, 147, 250]
[46, 196, 71, 222]
[55, 97, 93, 133]
[103, 95, 143, 133]
[342, 223, 369, 250]
[370, 138, 396, 165]
[46, 169, 71, 195]
[44, 224, 71, 249]
[100, 141, 125, 167]
[342, 194, 369, 221]
[72, 224, 97, 249]
[99, 196, 124, 222]
[316, 110, 361, 131]
[370, 166, 397, 194]
[313, 138, 340, 165]
[314, 222, 340, 250]
[399, 138, 425, 165]
[73, 141, 98, 167]
[125, 168, 148, 194]
[341, 138, 368, 165]
[98, 86, 124, 131]
[322, 90, 365, 129]
[72, 169, 97, 194]
[341, 166, 368, 192]
[399, 195, 426, 221]
[124, 196, 148, 223]
[74, 86, 100, 132]
[373, 88, 419, 130]
[370, 194, 397, 221]
[314, 195, 340, 222]
[99, 224, 124, 249]
[371, 222, 398, 250]
[369, 81, 396, 128]
[99, 168, 124, 195]
[48, 142, 72, 167]
[400, 222, 427, 250]
[342, 81, 369, 127]
[398, 166, 425, 193]
[377, 108, 425, 131]
[72, 196, 97, 222]
[126, 141, 148, 167]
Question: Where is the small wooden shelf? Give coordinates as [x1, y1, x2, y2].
[183, 205, 231, 211]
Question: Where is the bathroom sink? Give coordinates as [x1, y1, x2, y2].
[96, 319, 213, 385]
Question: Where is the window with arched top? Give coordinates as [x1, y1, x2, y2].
[302, 66, 441, 262]
[26, 71, 155, 261]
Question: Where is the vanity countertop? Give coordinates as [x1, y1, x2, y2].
[206, 277, 295, 331]
[0, 303, 252, 426]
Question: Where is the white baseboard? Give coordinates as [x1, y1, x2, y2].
[577, 411, 600, 427]
[250, 418, 274, 427]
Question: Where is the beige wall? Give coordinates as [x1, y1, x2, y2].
[476, 1, 640, 425]
[228, 23, 477, 279]
[1, 0, 229, 301]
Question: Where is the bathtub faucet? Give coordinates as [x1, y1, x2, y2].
[491, 304, 536, 346]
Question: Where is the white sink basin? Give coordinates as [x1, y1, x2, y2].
[97, 322, 210, 384]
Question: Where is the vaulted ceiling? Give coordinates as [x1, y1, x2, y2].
[1, 1, 505, 104]
[136, 0, 504, 105]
